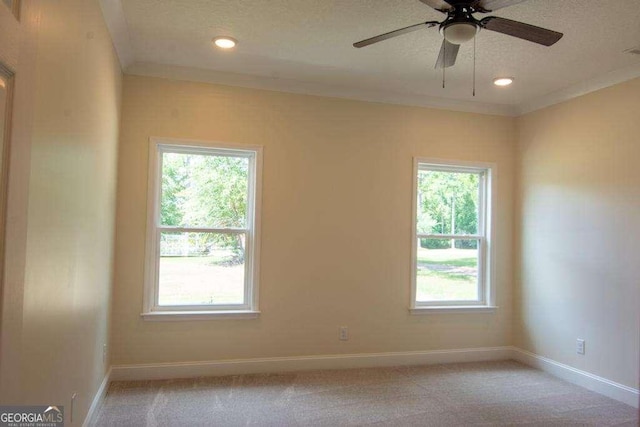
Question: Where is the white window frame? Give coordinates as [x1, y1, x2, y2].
[142, 137, 262, 321]
[410, 158, 497, 314]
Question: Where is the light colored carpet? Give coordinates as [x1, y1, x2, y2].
[93, 360, 638, 426]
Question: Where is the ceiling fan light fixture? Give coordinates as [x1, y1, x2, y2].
[493, 77, 514, 86]
[442, 22, 478, 45]
[212, 36, 237, 49]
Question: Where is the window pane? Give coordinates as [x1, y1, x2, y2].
[160, 151, 249, 228]
[417, 169, 479, 235]
[416, 238, 479, 302]
[158, 232, 245, 306]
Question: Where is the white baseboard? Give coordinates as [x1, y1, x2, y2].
[511, 347, 639, 408]
[110, 346, 512, 381]
[82, 368, 111, 427]
[105, 346, 638, 409]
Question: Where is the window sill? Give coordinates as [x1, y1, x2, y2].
[410, 306, 498, 314]
[141, 310, 261, 321]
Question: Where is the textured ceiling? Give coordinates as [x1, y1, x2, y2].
[118, 0, 640, 113]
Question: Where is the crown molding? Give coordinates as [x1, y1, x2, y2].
[125, 62, 517, 117]
[123, 60, 640, 118]
[98, 0, 134, 69]
[517, 61, 640, 115]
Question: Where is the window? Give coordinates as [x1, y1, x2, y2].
[411, 159, 495, 312]
[143, 138, 262, 319]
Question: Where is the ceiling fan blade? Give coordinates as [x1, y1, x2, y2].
[434, 39, 460, 69]
[473, 0, 529, 12]
[353, 21, 440, 48]
[418, 0, 452, 12]
[480, 16, 563, 46]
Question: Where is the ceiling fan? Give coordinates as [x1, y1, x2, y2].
[353, 0, 563, 70]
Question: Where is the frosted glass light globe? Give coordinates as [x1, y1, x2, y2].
[443, 23, 478, 44]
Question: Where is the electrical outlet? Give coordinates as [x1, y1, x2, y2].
[339, 326, 348, 341]
[576, 339, 585, 355]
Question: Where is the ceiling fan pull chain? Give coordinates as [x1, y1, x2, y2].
[442, 38, 446, 89]
[473, 36, 476, 97]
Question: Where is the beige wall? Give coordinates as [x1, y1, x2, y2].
[112, 75, 515, 365]
[0, 0, 122, 424]
[0, 0, 636, 415]
[514, 77, 640, 388]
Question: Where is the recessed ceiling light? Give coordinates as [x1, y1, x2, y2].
[212, 36, 237, 50]
[493, 77, 514, 87]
